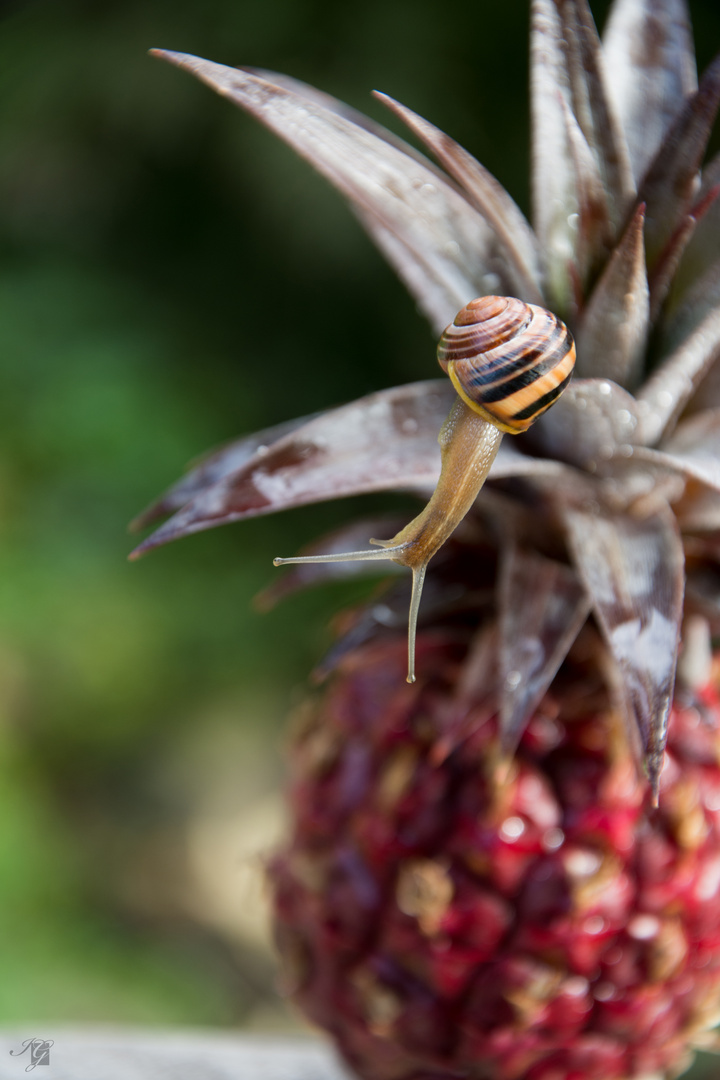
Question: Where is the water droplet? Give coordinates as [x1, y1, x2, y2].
[564, 848, 602, 878]
[500, 816, 525, 842]
[593, 981, 616, 1001]
[703, 788, 720, 812]
[562, 975, 589, 998]
[628, 914, 660, 941]
[542, 827, 565, 852]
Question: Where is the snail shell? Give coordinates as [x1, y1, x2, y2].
[437, 295, 575, 434]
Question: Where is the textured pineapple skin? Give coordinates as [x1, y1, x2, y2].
[271, 633, 720, 1080]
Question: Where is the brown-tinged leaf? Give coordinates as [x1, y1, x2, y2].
[151, 51, 509, 332]
[351, 211, 470, 336]
[129, 381, 455, 558]
[637, 53, 720, 269]
[631, 409, 720, 493]
[561, 97, 614, 291]
[675, 151, 720, 288]
[498, 548, 591, 755]
[636, 305, 720, 444]
[558, 0, 635, 226]
[527, 378, 642, 470]
[576, 203, 648, 387]
[129, 415, 317, 532]
[129, 376, 573, 560]
[373, 92, 543, 305]
[482, 438, 575, 482]
[562, 501, 685, 795]
[676, 485, 720, 532]
[648, 182, 720, 324]
[663, 248, 720, 364]
[531, 0, 577, 314]
[602, 0, 697, 185]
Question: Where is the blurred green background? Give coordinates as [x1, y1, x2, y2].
[1, 0, 720, 1056]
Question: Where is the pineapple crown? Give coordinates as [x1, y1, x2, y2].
[130, 0, 720, 796]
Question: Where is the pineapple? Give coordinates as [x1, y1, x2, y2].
[132, 0, 720, 1076]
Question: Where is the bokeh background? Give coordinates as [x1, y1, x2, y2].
[1, 0, 720, 1059]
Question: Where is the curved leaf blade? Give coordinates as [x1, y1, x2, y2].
[498, 548, 591, 756]
[129, 381, 455, 558]
[632, 409, 720, 493]
[638, 53, 720, 270]
[576, 203, 648, 387]
[636, 305, 720, 444]
[129, 415, 318, 532]
[559, 0, 635, 225]
[151, 51, 512, 332]
[374, 92, 543, 305]
[602, 0, 697, 184]
[562, 501, 685, 796]
[531, 0, 577, 313]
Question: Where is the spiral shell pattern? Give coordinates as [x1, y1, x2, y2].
[437, 295, 575, 434]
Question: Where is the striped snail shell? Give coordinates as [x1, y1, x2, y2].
[437, 295, 576, 434]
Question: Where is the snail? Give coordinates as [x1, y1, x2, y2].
[274, 295, 576, 683]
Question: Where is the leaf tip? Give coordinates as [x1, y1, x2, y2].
[148, 48, 194, 69]
[128, 533, 166, 560]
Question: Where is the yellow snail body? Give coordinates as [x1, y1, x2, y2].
[274, 295, 576, 682]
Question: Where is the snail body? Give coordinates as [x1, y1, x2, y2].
[274, 296, 576, 682]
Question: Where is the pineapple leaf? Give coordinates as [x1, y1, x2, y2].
[676, 150, 720, 288]
[636, 304, 720, 444]
[679, 487, 720, 533]
[562, 501, 685, 795]
[560, 96, 614, 292]
[150, 51, 512, 332]
[575, 203, 648, 387]
[373, 92, 543, 306]
[638, 52, 720, 270]
[648, 181, 720, 324]
[559, 0, 635, 226]
[498, 548, 591, 757]
[129, 413, 319, 532]
[531, 0, 577, 313]
[129, 381, 455, 558]
[602, 0, 697, 185]
[130, 380, 574, 560]
[635, 409, 720, 493]
[528, 378, 642, 469]
[662, 234, 720, 362]
[349, 210, 465, 335]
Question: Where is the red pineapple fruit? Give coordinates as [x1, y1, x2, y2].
[132, 0, 720, 1076]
